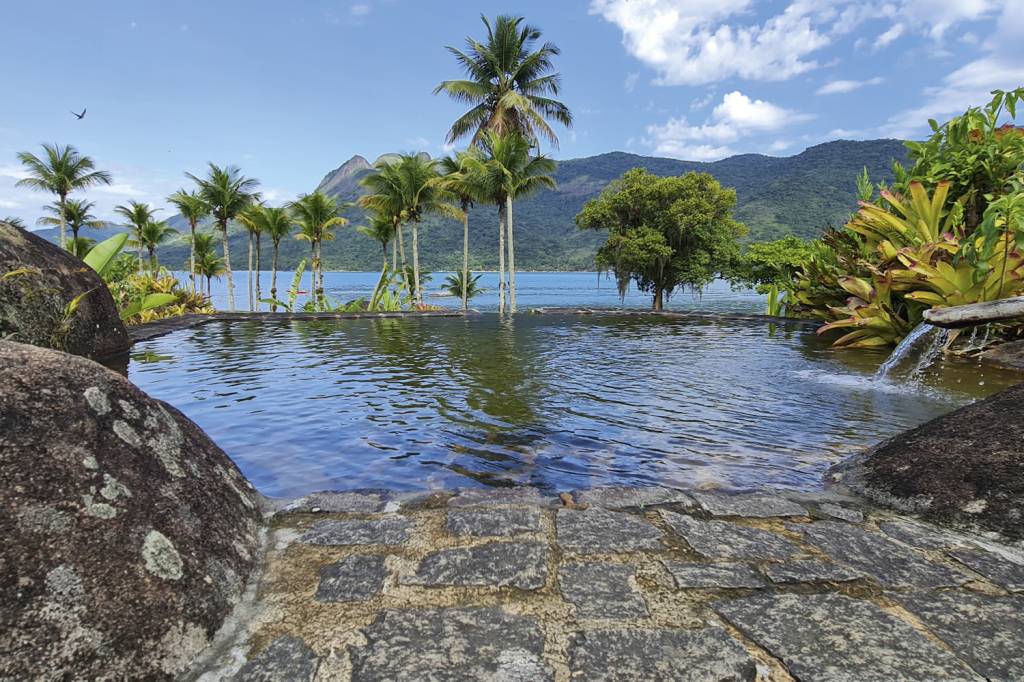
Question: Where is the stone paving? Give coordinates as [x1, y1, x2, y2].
[193, 487, 1024, 681]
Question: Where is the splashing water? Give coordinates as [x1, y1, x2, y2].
[876, 323, 950, 380]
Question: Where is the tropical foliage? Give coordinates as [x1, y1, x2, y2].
[772, 89, 1024, 348]
[576, 168, 746, 310]
[290, 191, 348, 310]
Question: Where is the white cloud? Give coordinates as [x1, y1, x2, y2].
[873, 24, 904, 49]
[767, 140, 792, 153]
[690, 91, 715, 110]
[881, 0, 1023, 137]
[590, 0, 832, 85]
[0, 165, 30, 180]
[93, 183, 139, 197]
[350, 3, 371, 17]
[590, 0, 1009, 85]
[644, 91, 811, 160]
[624, 72, 640, 92]
[0, 199, 20, 209]
[816, 76, 884, 95]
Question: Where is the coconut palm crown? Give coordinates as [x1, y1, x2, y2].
[16, 143, 112, 249]
[186, 163, 260, 311]
[38, 198, 104, 244]
[167, 189, 210, 293]
[434, 14, 572, 148]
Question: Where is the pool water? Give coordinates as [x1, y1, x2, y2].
[124, 314, 1019, 498]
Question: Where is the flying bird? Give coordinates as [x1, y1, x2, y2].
[70, 108, 86, 120]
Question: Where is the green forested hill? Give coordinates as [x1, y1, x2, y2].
[36, 139, 909, 271]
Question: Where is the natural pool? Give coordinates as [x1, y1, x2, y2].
[123, 313, 1018, 498]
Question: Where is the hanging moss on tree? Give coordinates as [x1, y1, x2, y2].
[575, 168, 746, 310]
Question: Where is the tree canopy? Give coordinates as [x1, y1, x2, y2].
[576, 168, 745, 309]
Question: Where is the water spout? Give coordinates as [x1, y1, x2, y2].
[876, 323, 949, 380]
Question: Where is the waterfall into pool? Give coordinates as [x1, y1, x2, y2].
[876, 323, 950, 380]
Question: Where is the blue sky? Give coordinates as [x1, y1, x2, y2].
[1, 0, 1021, 224]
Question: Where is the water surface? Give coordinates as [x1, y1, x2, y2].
[125, 314, 1019, 497]
[183, 270, 765, 314]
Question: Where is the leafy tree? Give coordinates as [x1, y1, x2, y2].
[474, 131, 556, 312]
[15, 143, 112, 250]
[434, 14, 572, 148]
[359, 161, 409, 295]
[114, 200, 160, 269]
[167, 189, 210, 293]
[237, 204, 264, 310]
[290, 191, 347, 308]
[38, 198, 103, 244]
[576, 168, 746, 310]
[130, 220, 178, 274]
[731, 236, 815, 293]
[3, 216, 26, 229]
[186, 164, 260, 311]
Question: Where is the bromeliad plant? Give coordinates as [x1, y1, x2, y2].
[778, 89, 1024, 348]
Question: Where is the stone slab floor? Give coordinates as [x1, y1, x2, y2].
[190, 487, 1024, 681]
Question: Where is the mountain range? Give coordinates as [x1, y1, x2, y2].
[35, 139, 909, 272]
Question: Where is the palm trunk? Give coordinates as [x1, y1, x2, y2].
[254, 233, 262, 311]
[137, 229, 144, 271]
[188, 220, 197, 293]
[270, 241, 280, 312]
[58, 195, 67, 250]
[396, 222, 409, 299]
[498, 203, 506, 314]
[370, 246, 388, 311]
[461, 210, 470, 310]
[222, 222, 235, 311]
[506, 195, 517, 313]
[247, 232, 254, 312]
[412, 221, 422, 307]
[309, 242, 317, 310]
[149, 247, 157, 276]
[653, 287, 664, 311]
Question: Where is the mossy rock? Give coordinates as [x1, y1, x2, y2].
[0, 221, 129, 358]
[0, 340, 264, 679]
[831, 382, 1024, 540]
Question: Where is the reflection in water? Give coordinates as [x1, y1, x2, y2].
[124, 314, 1021, 497]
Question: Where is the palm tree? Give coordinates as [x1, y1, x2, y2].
[476, 130, 556, 312]
[192, 232, 225, 297]
[434, 14, 572, 148]
[2, 216, 27, 229]
[359, 161, 409, 296]
[38, 198, 103, 244]
[68, 236, 97, 258]
[131, 220, 178, 274]
[237, 205, 263, 311]
[289, 191, 347, 309]
[443, 271, 482, 302]
[186, 164, 260, 311]
[359, 155, 463, 307]
[357, 211, 397, 310]
[438, 150, 486, 310]
[114, 200, 160, 269]
[167, 189, 210, 293]
[15, 143, 112, 249]
[246, 206, 292, 311]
